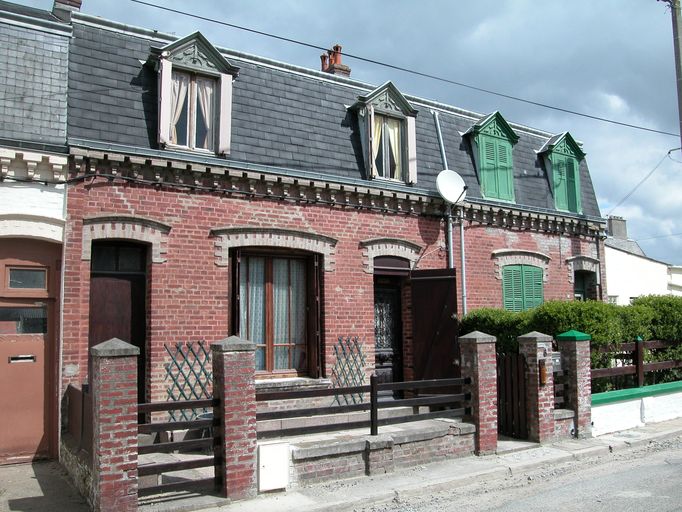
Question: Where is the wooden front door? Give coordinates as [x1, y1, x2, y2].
[0, 239, 60, 464]
[89, 243, 147, 404]
[410, 268, 458, 380]
[374, 280, 403, 387]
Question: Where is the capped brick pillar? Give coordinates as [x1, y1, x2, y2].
[458, 331, 497, 455]
[212, 336, 258, 500]
[556, 330, 592, 438]
[518, 331, 555, 443]
[90, 338, 139, 512]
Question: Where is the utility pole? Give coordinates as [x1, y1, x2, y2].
[661, 0, 682, 148]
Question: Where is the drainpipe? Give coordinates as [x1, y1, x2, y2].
[432, 110, 454, 269]
[432, 110, 467, 313]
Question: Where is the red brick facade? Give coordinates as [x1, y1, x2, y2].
[60, 173, 604, 403]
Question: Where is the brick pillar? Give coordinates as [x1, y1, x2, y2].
[212, 336, 258, 500]
[458, 331, 497, 455]
[90, 338, 139, 512]
[556, 330, 592, 438]
[518, 331, 555, 443]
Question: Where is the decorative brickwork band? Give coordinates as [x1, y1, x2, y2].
[556, 331, 592, 438]
[458, 331, 497, 455]
[359, 237, 422, 274]
[518, 331, 555, 443]
[211, 336, 258, 500]
[82, 214, 171, 263]
[491, 249, 550, 282]
[90, 338, 139, 512]
[211, 226, 338, 271]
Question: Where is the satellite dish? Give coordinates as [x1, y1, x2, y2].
[436, 169, 467, 204]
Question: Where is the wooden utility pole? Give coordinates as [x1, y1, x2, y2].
[661, 0, 682, 148]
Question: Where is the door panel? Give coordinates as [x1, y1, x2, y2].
[0, 304, 51, 464]
[89, 275, 146, 402]
[410, 268, 458, 380]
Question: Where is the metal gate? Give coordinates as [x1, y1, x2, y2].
[497, 353, 528, 439]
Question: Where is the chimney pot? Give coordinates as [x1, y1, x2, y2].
[320, 43, 351, 77]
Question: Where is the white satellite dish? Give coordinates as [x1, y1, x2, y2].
[436, 169, 467, 204]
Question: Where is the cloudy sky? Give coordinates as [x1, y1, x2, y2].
[19, 0, 682, 264]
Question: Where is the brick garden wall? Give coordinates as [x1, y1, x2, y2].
[60, 177, 603, 404]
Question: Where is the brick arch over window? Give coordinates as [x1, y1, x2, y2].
[565, 255, 600, 284]
[491, 249, 551, 282]
[210, 227, 338, 271]
[81, 214, 171, 263]
[360, 238, 422, 274]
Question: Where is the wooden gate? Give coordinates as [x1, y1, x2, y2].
[497, 353, 528, 439]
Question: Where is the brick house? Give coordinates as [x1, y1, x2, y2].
[1, 0, 606, 464]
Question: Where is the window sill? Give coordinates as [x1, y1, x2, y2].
[255, 377, 332, 394]
[373, 177, 407, 185]
[164, 144, 218, 157]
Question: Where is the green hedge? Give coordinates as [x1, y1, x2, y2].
[458, 296, 682, 386]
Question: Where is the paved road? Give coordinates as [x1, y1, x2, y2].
[360, 437, 682, 512]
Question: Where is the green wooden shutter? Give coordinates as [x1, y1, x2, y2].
[481, 137, 498, 198]
[553, 156, 568, 211]
[565, 157, 581, 213]
[522, 265, 544, 309]
[497, 141, 514, 201]
[503, 265, 524, 312]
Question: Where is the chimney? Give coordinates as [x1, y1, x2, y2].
[52, 0, 82, 21]
[607, 216, 628, 239]
[320, 44, 351, 77]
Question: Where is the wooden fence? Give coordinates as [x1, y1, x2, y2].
[591, 339, 682, 389]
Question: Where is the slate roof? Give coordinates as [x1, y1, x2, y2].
[64, 14, 602, 219]
[604, 237, 647, 257]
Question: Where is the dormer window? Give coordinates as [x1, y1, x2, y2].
[539, 132, 585, 214]
[465, 111, 519, 202]
[373, 113, 404, 180]
[153, 32, 239, 156]
[353, 82, 418, 184]
[170, 71, 216, 151]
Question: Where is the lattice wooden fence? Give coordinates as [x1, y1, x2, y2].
[164, 341, 212, 421]
[331, 336, 367, 405]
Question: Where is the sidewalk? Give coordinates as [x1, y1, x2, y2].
[196, 417, 682, 512]
[1, 418, 681, 512]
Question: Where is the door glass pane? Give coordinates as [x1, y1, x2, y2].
[0, 306, 47, 334]
[118, 246, 146, 272]
[91, 245, 116, 272]
[274, 346, 289, 370]
[9, 268, 46, 289]
[273, 259, 289, 345]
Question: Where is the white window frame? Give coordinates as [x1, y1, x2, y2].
[158, 58, 234, 155]
[167, 70, 217, 152]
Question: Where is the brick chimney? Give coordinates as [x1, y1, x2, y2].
[607, 216, 628, 239]
[52, 0, 82, 21]
[320, 44, 351, 77]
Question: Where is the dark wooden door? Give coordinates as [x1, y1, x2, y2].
[410, 268, 458, 380]
[497, 353, 528, 439]
[374, 284, 403, 388]
[89, 275, 146, 403]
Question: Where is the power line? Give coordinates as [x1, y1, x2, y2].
[606, 148, 679, 216]
[637, 231, 682, 241]
[129, 0, 679, 139]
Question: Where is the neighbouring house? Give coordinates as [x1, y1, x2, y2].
[0, 0, 607, 467]
[0, 0, 71, 464]
[669, 265, 682, 296]
[604, 216, 672, 305]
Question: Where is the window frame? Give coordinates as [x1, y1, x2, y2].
[166, 70, 217, 153]
[232, 249, 321, 377]
[502, 264, 543, 312]
[372, 112, 406, 182]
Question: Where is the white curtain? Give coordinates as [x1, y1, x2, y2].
[170, 72, 189, 145]
[386, 116, 402, 180]
[196, 78, 215, 150]
[372, 112, 383, 176]
[273, 259, 289, 370]
[240, 257, 266, 370]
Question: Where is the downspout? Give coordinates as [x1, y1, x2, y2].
[432, 110, 467, 314]
[432, 110, 453, 269]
